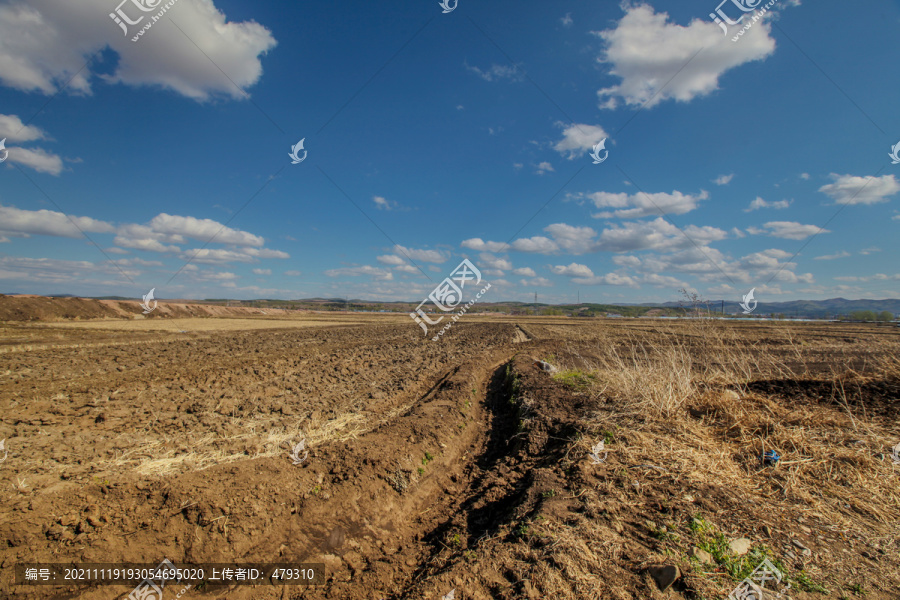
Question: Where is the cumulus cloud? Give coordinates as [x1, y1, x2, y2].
[0, 0, 277, 101]
[373, 196, 397, 210]
[813, 251, 850, 261]
[535, 161, 555, 175]
[465, 62, 523, 82]
[376, 254, 407, 266]
[461, 238, 508, 253]
[819, 174, 900, 205]
[0, 114, 47, 142]
[252, 268, 271, 275]
[551, 263, 594, 277]
[392, 244, 447, 264]
[324, 265, 393, 281]
[148, 214, 264, 246]
[520, 277, 553, 287]
[561, 13, 573, 27]
[747, 221, 825, 240]
[594, 3, 776, 109]
[572, 272, 639, 287]
[478, 253, 512, 271]
[713, 174, 734, 185]
[3, 146, 64, 175]
[596, 218, 728, 252]
[588, 189, 708, 219]
[0, 204, 114, 238]
[512, 267, 536, 276]
[553, 123, 609, 160]
[744, 197, 791, 212]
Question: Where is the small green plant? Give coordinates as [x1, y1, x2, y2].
[311, 485, 321, 495]
[846, 583, 867, 596]
[541, 489, 557, 498]
[422, 452, 434, 466]
[464, 550, 477, 561]
[449, 533, 461, 547]
[793, 571, 829, 593]
[515, 523, 529, 538]
[417, 467, 425, 476]
[552, 369, 597, 390]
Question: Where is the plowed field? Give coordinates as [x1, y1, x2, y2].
[1, 316, 898, 599]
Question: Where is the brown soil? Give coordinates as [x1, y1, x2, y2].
[0, 305, 898, 599]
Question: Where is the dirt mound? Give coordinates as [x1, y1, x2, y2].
[0, 294, 305, 322]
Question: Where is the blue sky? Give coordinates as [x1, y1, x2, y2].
[0, 0, 898, 304]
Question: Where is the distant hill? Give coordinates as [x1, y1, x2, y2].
[652, 297, 900, 317]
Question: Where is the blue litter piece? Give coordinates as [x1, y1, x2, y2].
[760, 450, 781, 466]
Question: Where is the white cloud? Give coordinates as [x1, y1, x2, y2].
[594, 4, 776, 109]
[596, 218, 727, 252]
[747, 221, 826, 240]
[713, 174, 734, 186]
[813, 251, 850, 261]
[394, 264, 419, 274]
[461, 238, 509, 253]
[392, 244, 447, 264]
[4, 146, 63, 175]
[284, 270, 302, 276]
[561, 13, 573, 27]
[572, 272, 639, 287]
[800, 173, 810, 180]
[819, 174, 900, 205]
[553, 123, 609, 159]
[511, 236, 559, 253]
[252, 268, 271, 275]
[544, 223, 599, 254]
[744, 197, 791, 212]
[0, 0, 277, 101]
[376, 254, 407, 266]
[178, 247, 288, 264]
[478, 253, 512, 271]
[148, 214, 264, 246]
[373, 196, 397, 211]
[324, 265, 393, 281]
[589, 189, 708, 219]
[535, 161, 555, 175]
[520, 277, 553, 287]
[551, 263, 594, 277]
[0, 204, 114, 238]
[465, 62, 523, 82]
[512, 267, 536, 276]
[0, 114, 47, 142]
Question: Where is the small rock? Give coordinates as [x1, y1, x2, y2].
[791, 539, 809, 551]
[689, 547, 713, 564]
[646, 564, 680, 592]
[722, 389, 740, 401]
[786, 551, 797, 560]
[729, 538, 753, 556]
[799, 525, 812, 534]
